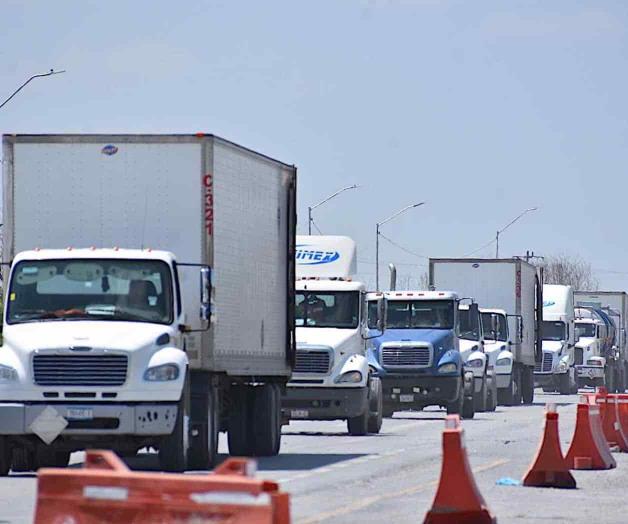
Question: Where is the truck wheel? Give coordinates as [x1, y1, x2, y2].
[383, 408, 395, 418]
[473, 377, 487, 412]
[347, 408, 369, 436]
[35, 447, 71, 469]
[521, 366, 535, 404]
[558, 373, 571, 395]
[228, 386, 253, 456]
[252, 384, 282, 456]
[486, 374, 497, 412]
[159, 398, 190, 472]
[462, 393, 475, 419]
[367, 377, 383, 434]
[11, 447, 34, 472]
[0, 438, 10, 476]
[446, 376, 464, 415]
[499, 368, 520, 406]
[188, 381, 219, 470]
[593, 377, 605, 389]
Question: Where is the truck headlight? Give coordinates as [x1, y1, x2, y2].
[335, 371, 363, 384]
[0, 365, 17, 381]
[496, 357, 512, 366]
[556, 360, 569, 373]
[144, 364, 180, 382]
[465, 359, 484, 368]
[586, 359, 603, 367]
[438, 363, 457, 374]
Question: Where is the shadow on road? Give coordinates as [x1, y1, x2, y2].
[253, 452, 368, 471]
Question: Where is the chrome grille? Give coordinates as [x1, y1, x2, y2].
[33, 355, 128, 386]
[381, 346, 431, 368]
[294, 350, 331, 374]
[534, 352, 553, 373]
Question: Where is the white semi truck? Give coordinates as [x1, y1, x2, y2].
[283, 236, 385, 435]
[575, 291, 628, 392]
[429, 258, 542, 406]
[535, 285, 577, 395]
[0, 134, 297, 474]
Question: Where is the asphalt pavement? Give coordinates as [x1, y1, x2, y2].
[1, 390, 627, 523]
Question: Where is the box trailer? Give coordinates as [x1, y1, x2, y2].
[429, 258, 542, 405]
[0, 134, 296, 473]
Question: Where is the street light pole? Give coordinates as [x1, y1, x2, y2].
[375, 202, 425, 291]
[495, 207, 538, 258]
[307, 184, 359, 235]
[0, 69, 66, 111]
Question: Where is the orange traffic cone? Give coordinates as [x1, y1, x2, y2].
[565, 398, 616, 470]
[522, 404, 576, 488]
[617, 394, 628, 436]
[599, 394, 628, 452]
[424, 415, 496, 524]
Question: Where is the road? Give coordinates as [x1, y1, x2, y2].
[1, 391, 627, 523]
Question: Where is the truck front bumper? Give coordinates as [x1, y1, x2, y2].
[381, 375, 460, 409]
[534, 372, 563, 388]
[576, 365, 605, 382]
[282, 387, 368, 420]
[0, 403, 178, 436]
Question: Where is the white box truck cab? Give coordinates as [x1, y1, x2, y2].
[367, 291, 475, 419]
[573, 307, 608, 388]
[0, 134, 297, 475]
[458, 304, 496, 412]
[535, 285, 577, 395]
[429, 259, 542, 407]
[282, 236, 385, 435]
[575, 291, 628, 393]
[480, 308, 523, 405]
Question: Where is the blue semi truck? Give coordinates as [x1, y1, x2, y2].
[367, 291, 475, 419]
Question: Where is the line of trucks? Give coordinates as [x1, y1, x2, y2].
[0, 134, 627, 476]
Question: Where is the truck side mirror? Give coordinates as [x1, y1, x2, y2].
[491, 314, 499, 335]
[468, 302, 479, 319]
[364, 293, 386, 339]
[377, 297, 387, 333]
[517, 317, 524, 344]
[200, 267, 212, 322]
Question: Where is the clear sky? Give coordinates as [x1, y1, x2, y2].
[1, 1, 627, 289]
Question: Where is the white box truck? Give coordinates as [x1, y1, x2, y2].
[575, 291, 628, 392]
[0, 134, 297, 474]
[429, 258, 542, 405]
[536, 285, 577, 394]
[284, 236, 385, 435]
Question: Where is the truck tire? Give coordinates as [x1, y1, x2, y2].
[473, 376, 487, 412]
[159, 398, 190, 472]
[558, 373, 571, 395]
[383, 407, 395, 418]
[35, 447, 71, 469]
[188, 378, 219, 470]
[446, 376, 464, 415]
[227, 386, 253, 456]
[367, 377, 383, 434]
[499, 368, 520, 406]
[521, 366, 535, 405]
[252, 384, 282, 456]
[347, 407, 369, 436]
[11, 447, 34, 472]
[462, 393, 475, 419]
[486, 373, 497, 412]
[0, 437, 10, 476]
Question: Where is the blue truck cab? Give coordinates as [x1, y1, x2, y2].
[367, 291, 475, 418]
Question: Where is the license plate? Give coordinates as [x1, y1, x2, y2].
[66, 408, 93, 420]
[399, 394, 414, 403]
[290, 409, 309, 419]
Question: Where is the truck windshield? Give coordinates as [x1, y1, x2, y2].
[542, 321, 566, 341]
[296, 291, 359, 328]
[575, 322, 596, 339]
[7, 259, 174, 325]
[481, 312, 508, 342]
[385, 300, 454, 329]
[458, 308, 481, 341]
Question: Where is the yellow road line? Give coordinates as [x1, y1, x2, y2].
[297, 458, 509, 524]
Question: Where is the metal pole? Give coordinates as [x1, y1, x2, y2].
[376, 223, 380, 291]
[0, 69, 66, 111]
[496, 230, 499, 258]
[308, 206, 312, 235]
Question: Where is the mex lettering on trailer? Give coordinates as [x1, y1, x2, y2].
[295, 247, 340, 265]
[203, 173, 214, 237]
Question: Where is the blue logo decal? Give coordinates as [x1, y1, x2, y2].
[543, 300, 555, 307]
[101, 144, 118, 156]
[296, 245, 340, 265]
